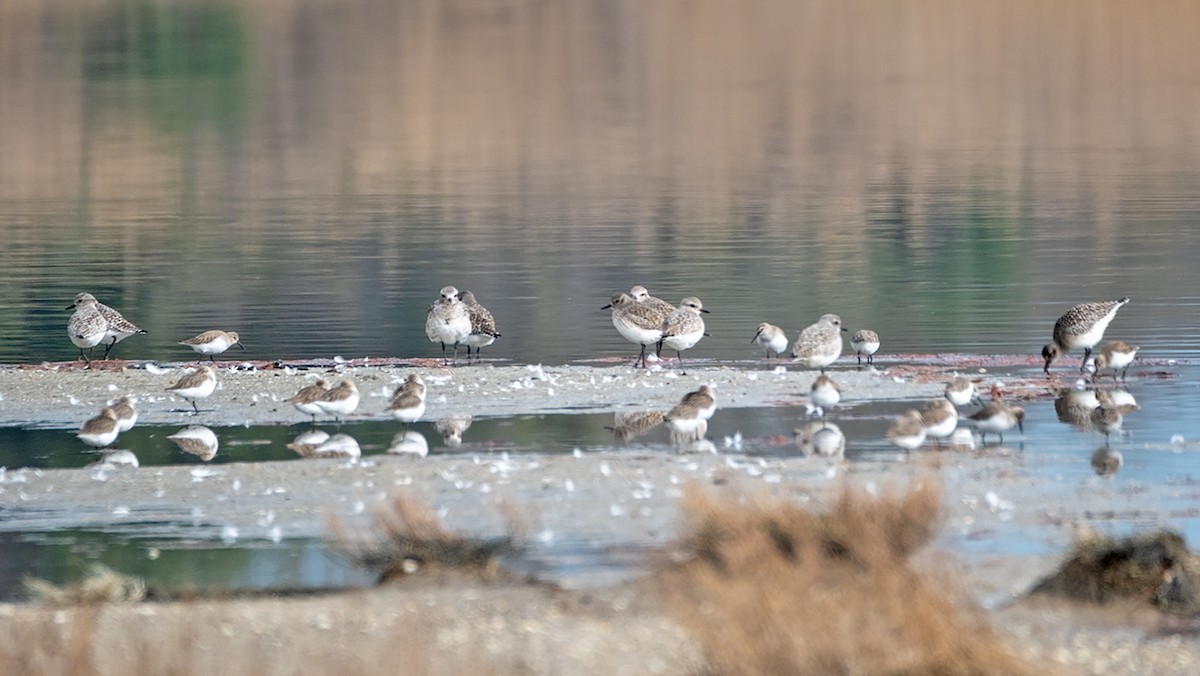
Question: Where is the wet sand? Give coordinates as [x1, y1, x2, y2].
[1, 360, 1196, 673]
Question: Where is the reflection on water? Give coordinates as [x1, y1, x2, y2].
[1, 2, 1200, 365]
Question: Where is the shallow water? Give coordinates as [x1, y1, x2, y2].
[3, 0, 1200, 596]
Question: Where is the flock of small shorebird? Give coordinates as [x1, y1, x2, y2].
[65, 286, 1139, 458]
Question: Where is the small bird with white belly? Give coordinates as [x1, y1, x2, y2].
[791, 314, 847, 373]
[69, 293, 145, 361]
[179, 330, 244, 363]
[166, 365, 218, 414]
[967, 401, 1025, 444]
[944, 377, 980, 408]
[77, 407, 122, 449]
[315, 379, 360, 423]
[751, 322, 789, 360]
[386, 375, 427, 426]
[849, 329, 880, 367]
[1091, 340, 1139, 382]
[1042, 298, 1130, 374]
[109, 396, 138, 433]
[886, 409, 927, 451]
[809, 374, 840, 420]
[285, 378, 330, 423]
[920, 398, 959, 446]
[657, 297, 708, 375]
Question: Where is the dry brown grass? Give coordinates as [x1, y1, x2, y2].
[330, 493, 520, 582]
[659, 482, 1037, 676]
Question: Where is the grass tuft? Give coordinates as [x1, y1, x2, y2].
[659, 482, 1036, 675]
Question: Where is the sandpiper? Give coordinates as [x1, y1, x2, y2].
[603, 292, 665, 368]
[944, 377, 979, 407]
[285, 378, 331, 422]
[386, 388, 426, 425]
[658, 297, 708, 374]
[167, 425, 219, 461]
[179, 330, 244, 362]
[1090, 406, 1124, 443]
[166, 365, 217, 414]
[109, 396, 138, 433]
[66, 293, 108, 367]
[794, 421, 846, 458]
[751, 322, 789, 360]
[392, 373, 426, 400]
[790, 314, 847, 372]
[920, 398, 959, 445]
[425, 286, 472, 365]
[849, 329, 880, 366]
[1042, 298, 1130, 374]
[679, 384, 717, 420]
[76, 407, 121, 449]
[315, 379, 360, 422]
[809, 374, 841, 419]
[1091, 340, 1139, 381]
[664, 402, 707, 445]
[457, 290, 501, 362]
[967, 402, 1025, 444]
[886, 409, 927, 451]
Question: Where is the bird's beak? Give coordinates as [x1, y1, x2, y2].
[64, 303, 75, 310]
[601, 303, 613, 310]
[750, 331, 761, 344]
[840, 327, 848, 332]
[700, 309, 710, 314]
[237, 343, 247, 350]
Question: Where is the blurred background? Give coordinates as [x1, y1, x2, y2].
[3, 0, 1199, 365]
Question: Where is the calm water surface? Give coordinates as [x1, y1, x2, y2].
[3, 0, 1200, 593]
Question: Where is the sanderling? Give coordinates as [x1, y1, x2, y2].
[751, 322, 788, 360]
[457, 290, 501, 362]
[849, 329, 880, 366]
[285, 378, 331, 422]
[1091, 340, 1139, 381]
[920, 398, 959, 444]
[658, 297, 708, 374]
[166, 365, 217, 414]
[66, 293, 108, 366]
[886, 409, 927, 451]
[109, 396, 138, 433]
[790, 314, 847, 373]
[967, 402, 1025, 444]
[179, 330, 244, 362]
[168, 425, 219, 461]
[1042, 298, 1129, 374]
[603, 292, 665, 368]
[315, 379, 360, 422]
[425, 286, 472, 365]
[77, 407, 121, 448]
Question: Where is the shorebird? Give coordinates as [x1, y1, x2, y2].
[457, 290, 501, 362]
[179, 330, 244, 362]
[76, 407, 121, 449]
[794, 421, 845, 458]
[166, 366, 217, 414]
[790, 314, 847, 372]
[109, 396, 138, 433]
[809, 374, 840, 420]
[1090, 405, 1124, 443]
[285, 378, 331, 422]
[603, 292, 664, 368]
[679, 384, 717, 420]
[68, 293, 145, 360]
[1091, 340, 1139, 381]
[751, 322, 789, 360]
[436, 417, 472, 447]
[967, 402, 1025, 444]
[629, 286, 675, 320]
[664, 402, 707, 446]
[425, 286, 472, 365]
[849, 329, 880, 366]
[1042, 298, 1130, 374]
[386, 385, 426, 425]
[658, 297, 708, 374]
[66, 293, 108, 367]
[920, 398, 959, 445]
[1053, 388, 1101, 430]
[886, 409, 927, 451]
[944, 377, 980, 407]
[315, 379, 360, 423]
[1091, 447, 1123, 477]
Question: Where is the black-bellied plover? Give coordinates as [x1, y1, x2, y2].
[457, 290, 501, 362]
[1042, 298, 1129, 374]
[790, 314, 846, 373]
[66, 293, 108, 367]
[425, 286, 472, 365]
[603, 292, 664, 368]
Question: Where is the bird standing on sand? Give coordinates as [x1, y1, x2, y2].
[166, 365, 218, 414]
[179, 330, 244, 362]
[286, 379, 331, 423]
[751, 322, 788, 360]
[1042, 298, 1130, 374]
[791, 314, 847, 372]
[109, 396, 138, 433]
[849, 329, 880, 366]
[658, 297, 709, 375]
[425, 286, 472, 365]
[66, 294, 108, 367]
[457, 290, 501, 362]
[603, 292, 666, 369]
[387, 375, 427, 425]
